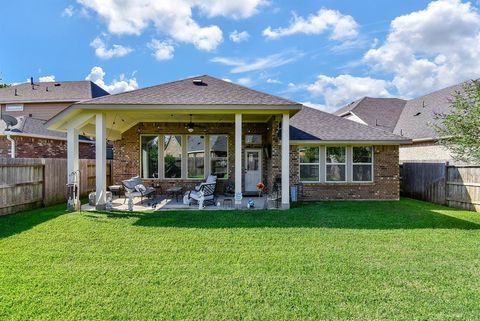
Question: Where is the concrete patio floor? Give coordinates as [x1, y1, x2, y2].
[81, 195, 274, 211]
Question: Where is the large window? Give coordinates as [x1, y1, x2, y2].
[187, 135, 205, 179]
[210, 135, 228, 179]
[140, 136, 159, 178]
[326, 147, 346, 182]
[164, 135, 182, 178]
[352, 147, 373, 182]
[299, 147, 320, 181]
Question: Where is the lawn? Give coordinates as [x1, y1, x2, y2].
[1, 199, 479, 320]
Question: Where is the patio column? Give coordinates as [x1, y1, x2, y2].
[95, 113, 107, 210]
[281, 113, 290, 209]
[66, 126, 79, 211]
[235, 113, 242, 205]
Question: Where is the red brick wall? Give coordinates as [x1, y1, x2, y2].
[0, 136, 95, 159]
[290, 145, 400, 200]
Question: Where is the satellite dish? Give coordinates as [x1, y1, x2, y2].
[1, 114, 18, 129]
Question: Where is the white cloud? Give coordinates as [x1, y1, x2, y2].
[62, 5, 74, 17]
[237, 77, 253, 86]
[229, 30, 250, 42]
[211, 51, 303, 73]
[266, 78, 282, 84]
[90, 36, 133, 59]
[77, 0, 265, 51]
[39, 75, 56, 82]
[148, 39, 174, 61]
[301, 101, 327, 111]
[294, 74, 392, 111]
[222, 78, 233, 82]
[364, 0, 480, 98]
[263, 8, 358, 40]
[85, 66, 138, 94]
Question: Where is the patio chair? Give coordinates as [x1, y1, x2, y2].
[194, 175, 217, 191]
[187, 182, 217, 206]
[122, 176, 156, 204]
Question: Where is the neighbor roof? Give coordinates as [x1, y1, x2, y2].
[78, 75, 300, 106]
[393, 83, 464, 139]
[0, 81, 109, 104]
[335, 97, 407, 132]
[290, 106, 410, 143]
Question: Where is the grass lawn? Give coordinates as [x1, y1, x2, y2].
[1, 198, 479, 320]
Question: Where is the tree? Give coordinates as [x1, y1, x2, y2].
[433, 80, 480, 163]
[0, 83, 9, 88]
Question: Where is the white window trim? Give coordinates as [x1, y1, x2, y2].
[209, 135, 229, 180]
[299, 146, 321, 183]
[325, 146, 347, 183]
[139, 134, 161, 180]
[186, 135, 206, 180]
[5, 103, 23, 112]
[163, 134, 183, 180]
[352, 146, 374, 183]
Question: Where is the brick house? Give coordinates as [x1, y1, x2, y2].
[46, 75, 410, 209]
[0, 80, 109, 158]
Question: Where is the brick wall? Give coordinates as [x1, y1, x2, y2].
[290, 145, 400, 200]
[111, 121, 274, 194]
[0, 136, 95, 159]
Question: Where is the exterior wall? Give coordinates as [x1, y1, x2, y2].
[0, 136, 95, 159]
[1, 102, 73, 120]
[399, 141, 457, 163]
[290, 145, 400, 200]
[112, 121, 274, 194]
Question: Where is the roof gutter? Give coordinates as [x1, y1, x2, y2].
[289, 139, 412, 145]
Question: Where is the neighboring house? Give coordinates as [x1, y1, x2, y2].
[46, 75, 409, 209]
[334, 83, 465, 163]
[0, 80, 109, 158]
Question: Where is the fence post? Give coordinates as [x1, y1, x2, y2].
[444, 161, 449, 206]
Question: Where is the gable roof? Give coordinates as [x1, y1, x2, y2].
[78, 75, 300, 106]
[393, 83, 464, 139]
[0, 81, 109, 104]
[290, 106, 410, 143]
[334, 97, 407, 132]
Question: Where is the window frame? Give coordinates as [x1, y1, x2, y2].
[325, 146, 347, 183]
[139, 134, 160, 179]
[298, 146, 321, 183]
[163, 134, 183, 180]
[352, 146, 374, 183]
[209, 134, 229, 180]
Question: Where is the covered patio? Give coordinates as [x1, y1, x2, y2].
[46, 76, 302, 211]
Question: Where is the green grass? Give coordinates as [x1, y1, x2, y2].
[1, 199, 479, 320]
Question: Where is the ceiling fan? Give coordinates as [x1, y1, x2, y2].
[185, 114, 207, 133]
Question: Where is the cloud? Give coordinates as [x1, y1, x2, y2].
[364, 0, 480, 98]
[90, 36, 133, 59]
[39, 75, 56, 82]
[147, 39, 174, 61]
[292, 74, 392, 112]
[237, 77, 253, 86]
[266, 78, 282, 84]
[85, 66, 138, 94]
[77, 0, 265, 51]
[229, 30, 250, 43]
[222, 78, 233, 82]
[62, 5, 74, 17]
[301, 101, 327, 111]
[211, 50, 303, 73]
[263, 8, 358, 40]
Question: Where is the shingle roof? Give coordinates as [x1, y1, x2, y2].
[393, 83, 464, 139]
[79, 75, 299, 106]
[0, 81, 109, 103]
[334, 97, 407, 132]
[290, 106, 409, 142]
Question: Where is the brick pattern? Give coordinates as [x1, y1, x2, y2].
[290, 145, 400, 200]
[0, 136, 95, 159]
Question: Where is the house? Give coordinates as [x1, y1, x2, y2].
[0, 80, 109, 158]
[334, 83, 466, 163]
[45, 75, 410, 210]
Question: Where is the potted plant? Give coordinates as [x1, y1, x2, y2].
[256, 182, 265, 197]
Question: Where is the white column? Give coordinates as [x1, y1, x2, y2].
[95, 113, 107, 210]
[281, 113, 290, 209]
[235, 113, 242, 204]
[67, 126, 79, 211]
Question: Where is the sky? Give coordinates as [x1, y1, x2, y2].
[1, 0, 480, 112]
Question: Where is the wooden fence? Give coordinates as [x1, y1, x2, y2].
[400, 162, 480, 212]
[0, 158, 111, 216]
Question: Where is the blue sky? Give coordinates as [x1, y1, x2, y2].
[2, 0, 480, 111]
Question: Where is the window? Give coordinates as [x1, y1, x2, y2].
[187, 135, 205, 179]
[299, 146, 320, 181]
[245, 134, 262, 144]
[326, 147, 346, 182]
[140, 136, 159, 178]
[164, 135, 182, 178]
[210, 135, 228, 179]
[353, 147, 373, 182]
[6, 104, 23, 112]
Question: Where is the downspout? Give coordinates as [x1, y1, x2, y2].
[6, 133, 15, 158]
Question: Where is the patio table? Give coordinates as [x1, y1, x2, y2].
[166, 187, 183, 202]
